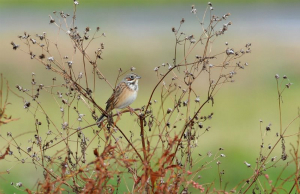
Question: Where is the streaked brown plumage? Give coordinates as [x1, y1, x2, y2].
[97, 73, 141, 123]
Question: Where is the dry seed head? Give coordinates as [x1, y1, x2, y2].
[67, 61, 73, 67]
[191, 5, 197, 14]
[48, 56, 54, 62]
[181, 18, 185, 24]
[226, 48, 234, 55]
[11, 41, 19, 50]
[198, 122, 203, 128]
[266, 123, 271, 131]
[207, 151, 212, 157]
[49, 16, 55, 24]
[24, 101, 30, 109]
[39, 54, 45, 59]
[30, 38, 36, 44]
[244, 161, 251, 167]
[16, 182, 23, 187]
[286, 83, 292, 88]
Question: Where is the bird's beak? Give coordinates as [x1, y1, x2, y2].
[136, 75, 141, 79]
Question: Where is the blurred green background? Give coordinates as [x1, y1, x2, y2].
[1, 0, 300, 193]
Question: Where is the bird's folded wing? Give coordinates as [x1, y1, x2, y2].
[105, 83, 124, 111]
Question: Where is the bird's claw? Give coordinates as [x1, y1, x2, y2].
[128, 107, 134, 115]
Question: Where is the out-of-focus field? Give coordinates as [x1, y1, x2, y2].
[1, 0, 300, 192]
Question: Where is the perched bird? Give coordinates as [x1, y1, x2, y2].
[97, 73, 141, 124]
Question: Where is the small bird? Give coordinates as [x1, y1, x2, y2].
[97, 73, 141, 124]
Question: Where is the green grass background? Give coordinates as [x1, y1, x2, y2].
[1, 0, 300, 193]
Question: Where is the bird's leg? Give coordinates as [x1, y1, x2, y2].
[113, 111, 122, 125]
[116, 111, 122, 118]
[114, 111, 122, 122]
[128, 106, 134, 115]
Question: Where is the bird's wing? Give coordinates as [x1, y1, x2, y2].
[105, 82, 125, 112]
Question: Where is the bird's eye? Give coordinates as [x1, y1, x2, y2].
[130, 75, 134, 80]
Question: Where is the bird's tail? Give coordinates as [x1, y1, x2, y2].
[97, 114, 106, 126]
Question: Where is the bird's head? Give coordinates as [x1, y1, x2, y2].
[123, 73, 141, 85]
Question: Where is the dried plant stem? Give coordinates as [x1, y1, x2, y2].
[277, 79, 283, 136]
